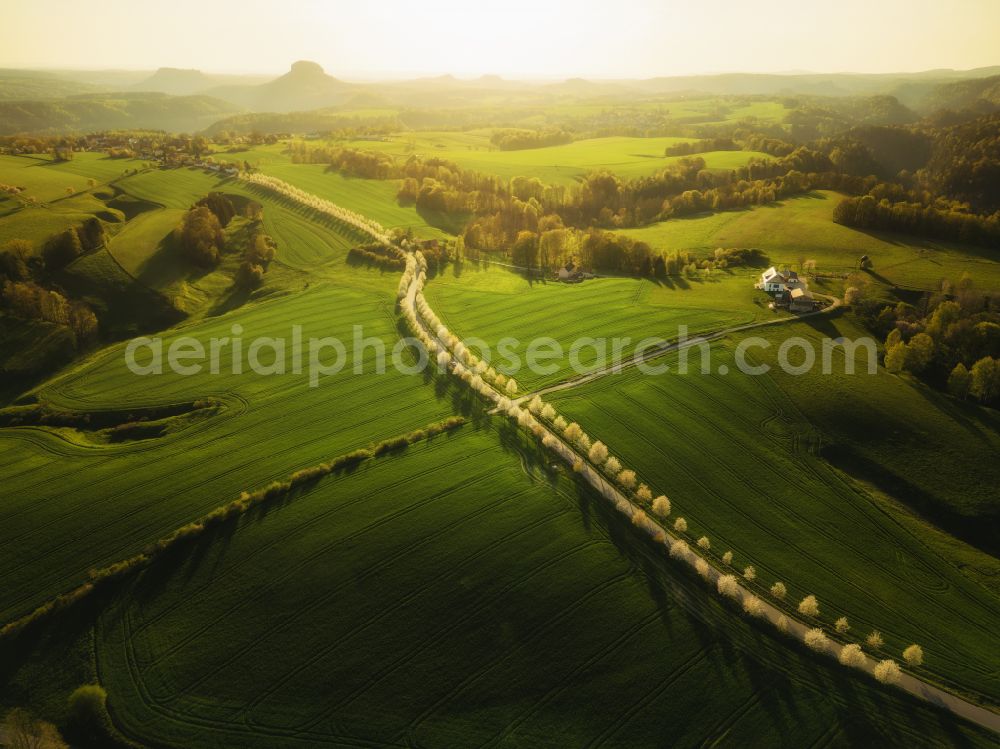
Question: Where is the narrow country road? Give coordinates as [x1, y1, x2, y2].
[514, 292, 842, 404]
[403, 260, 1000, 736]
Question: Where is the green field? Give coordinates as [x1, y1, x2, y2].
[91, 426, 996, 748]
[0, 280, 454, 623]
[547, 320, 1000, 700]
[331, 131, 771, 185]
[620, 191, 1000, 290]
[424, 264, 771, 390]
[0, 154, 92, 204]
[111, 167, 369, 275]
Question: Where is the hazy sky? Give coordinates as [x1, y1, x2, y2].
[2, 0, 999, 79]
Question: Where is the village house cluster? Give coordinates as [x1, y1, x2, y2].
[754, 266, 818, 312]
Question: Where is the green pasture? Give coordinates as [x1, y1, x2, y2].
[620, 191, 1000, 290]
[0, 281, 455, 623]
[548, 318, 1000, 701]
[423, 264, 770, 390]
[335, 131, 770, 185]
[88, 426, 995, 749]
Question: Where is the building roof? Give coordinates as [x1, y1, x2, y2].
[761, 266, 786, 283]
[790, 288, 813, 300]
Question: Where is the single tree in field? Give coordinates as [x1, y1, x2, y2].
[970, 357, 1000, 404]
[835, 616, 850, 634]
[651, 495, 671, 517]
[673, 517, 687, 533]
[717, 574, 739, 599]
[588, 441, 608, 464]
[770, 581, 786, 600]
[948, 362, 971, 399]
[697, 536, 711, 550]
[804, 628, 829, 652]
[884, 343, 907, 373]
[866, 631, 884, 650]
[722, 550, 733, 566]
[839, 643, 866, 668]
[873, 659, 901, 685]
[743, 565, 756, 582]
[905, 333, 934, 373]
[903, 644, 923, 667]
[798, 594, 820, 617]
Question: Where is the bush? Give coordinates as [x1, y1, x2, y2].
[903, 644, 924, 667]
[721, 550, 733, 566]
[834, 616, 850, 634]
[673, 517, 687, 533]
[717, 574, 740, 598]
[804, 628, 829, 652]
[873, 659, 902, 685]
[743, 565, 756, 582]
[866, 630, 885, 650]
[798, 594, 820, 617]
[651, 495, 670, 517]
[770, 581, 786, 600]
[695, 558, 710, 578]
[839, 643, 866, 668]
[743, 595, 765, 618]
[697, 536, 711, 550]
[235, 260, 264, 289]
[3, 708, 67, 749]
[66, 684, 118, 748]
[176, 206, 224, 267]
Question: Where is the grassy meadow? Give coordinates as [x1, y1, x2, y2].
[88, 426, 997, 749]
[0, 279, 456, 623]
[619, 191, 1000, 291]
[332, 131, 771, 184]
[423, 265, 773, 391]
[547, 319, 1000, 701]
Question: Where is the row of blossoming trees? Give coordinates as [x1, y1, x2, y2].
[240, 172, 393, 244]
[398, 248, 924, 689]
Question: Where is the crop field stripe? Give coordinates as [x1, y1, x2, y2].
[109, 606, 406, 749]
[402, 569, 636, 738]
[163, 465, 519, 696]
[583, 649, 711, 749]
[127, 441, 519, 642]
[238, 488, 565, 728]
[130, 438, 502, 652]
[479, 610, 664, 748]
